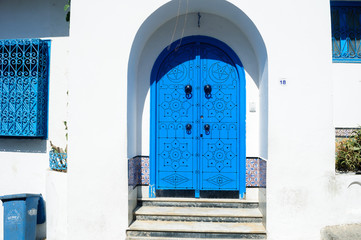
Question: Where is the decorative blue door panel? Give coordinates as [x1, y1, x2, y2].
[202, 173, 238, 190]
[156, 44, 198, 190]
[151, 36, 246, 198]
[201, 140, 238, 190]
[156, 137, 195, 189]
[201, 139, 238, 174]
[199, 44, 240, 192]
[157, 171, 195, 190]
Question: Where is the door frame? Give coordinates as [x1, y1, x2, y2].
[149, 35, 246, 198]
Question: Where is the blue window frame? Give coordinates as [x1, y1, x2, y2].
[331, 2, 361, 62]
[0, 39, 50, 138]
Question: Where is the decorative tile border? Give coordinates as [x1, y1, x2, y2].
[128, 156, 141, 188]
[128, 156, 150, 187]
[141, 157, 150, 185]
[246, 157, 267, 187]
[128, 156, 267, 187]
[335, 128, 359, 138]
[260, 158, 267, 187]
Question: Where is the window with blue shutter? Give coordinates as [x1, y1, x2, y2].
[331, 2, 361, 62]
[0, 39, 50, 138]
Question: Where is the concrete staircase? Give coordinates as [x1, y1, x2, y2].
[126, 197, 266, 239]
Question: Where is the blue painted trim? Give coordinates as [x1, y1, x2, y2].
[333, 59, 361, 63]
[150, 35, 246, 197]
[44, 39, 51, 140]
[195, 49, 201, 197]
[149, 54, 157, 198]
[238, 57, 247, 199]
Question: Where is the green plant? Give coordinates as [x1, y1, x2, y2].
[64, 0, 70, 22]
[50, 121, 68, 154]
[336, 128, 361, 172]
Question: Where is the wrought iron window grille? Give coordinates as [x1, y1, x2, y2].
[0, 39, 50, 137]
[331, 2, 361, 62]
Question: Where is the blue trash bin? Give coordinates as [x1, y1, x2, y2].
[0, 194, 46, 240]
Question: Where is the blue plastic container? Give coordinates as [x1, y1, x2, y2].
[0, 194, 45, 240]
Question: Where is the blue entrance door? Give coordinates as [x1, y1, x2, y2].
[150, 37, 246, 198]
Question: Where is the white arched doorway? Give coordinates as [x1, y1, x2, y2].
[127, 0, 268, 220]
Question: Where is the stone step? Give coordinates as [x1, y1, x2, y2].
[127, 220, 266, 239]
[127, 237, 263, 240]
[134, 206, 262, 223]
[139, 198, 259, 209]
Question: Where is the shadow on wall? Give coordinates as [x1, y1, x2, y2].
[0, 0, 69, 39]
[0, 138, 46, 153]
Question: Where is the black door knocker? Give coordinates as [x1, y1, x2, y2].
[204, 124, 210, 135]
[204, 84, 212, 99]
[186, 123, 192, 134]
[185, 85, 192, 99]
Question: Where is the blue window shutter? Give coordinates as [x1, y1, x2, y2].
[0, 39, 50, 138]
[331, 2, 361, 62]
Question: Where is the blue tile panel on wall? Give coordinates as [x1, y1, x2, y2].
[129, 156, 266, 187]
[335, 128, 359, 138]
[335, 128, 359, 145]
[128, 156, 141, 188]
[246, 157, 267, 187]
[0, 39, 50, 138]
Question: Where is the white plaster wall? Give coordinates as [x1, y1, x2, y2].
[138, 13, 260, 157]
[258, 187, 267, 227]
[256, 0, 336, 239]
[46, 170, 67, 240]
[128, 187, 138, 225]
[246, 72, 260, 157]
[333, 63, 361, 127]
[67, 1, 133, 239]
[48, 37, 70, 150]
[0, 0, 69, 238]
[259, 64, 268, 160]
[324, 174, 361, 225]
[66, 0, 360, 240]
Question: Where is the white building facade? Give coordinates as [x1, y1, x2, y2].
[0, 0, 361, 239]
